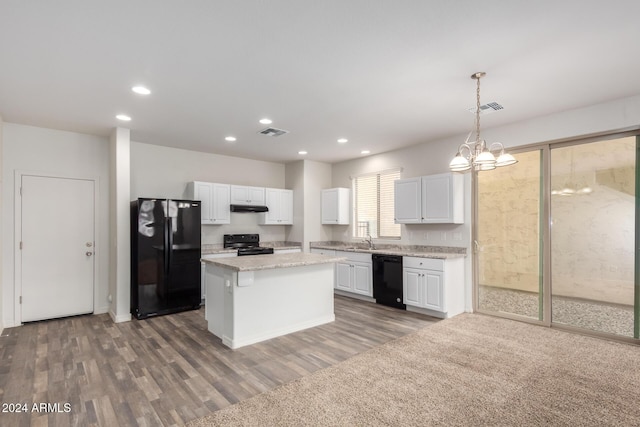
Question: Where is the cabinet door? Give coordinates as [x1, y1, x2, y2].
[211, 183, 231, 224]
[335, 262, 352, 291]
[352, 262, 372, 296]
[279, 189, 293, 224]
[193, 182, 213, 223]
[230, 185, 249, 205]
[248, 186, 265, 205]
[261, 188, 293, 225]
[423, 270, 444, 311]
[321, 189, 338, 224]
[394, 178, 422, 224]
[403, 268, 422, 306]
[263, 188, 281, 224]
[422, 174, 450, 223]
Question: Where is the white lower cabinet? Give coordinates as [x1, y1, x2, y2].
[402, 256, 464, 318]
[403, 267, 443, 311]
[334, 251, 372, 297]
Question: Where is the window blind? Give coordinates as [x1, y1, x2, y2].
[353, 169, 401, 239]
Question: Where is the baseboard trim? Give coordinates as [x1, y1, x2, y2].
[223, 314, 335, 349]
[109, 310, 132, 323]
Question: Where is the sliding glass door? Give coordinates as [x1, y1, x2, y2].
[475, 133, 639, 341]
[550, 137, 636, 336]
[476, 150, 543, 321]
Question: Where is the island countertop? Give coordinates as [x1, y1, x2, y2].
[201, 252, 346, 272]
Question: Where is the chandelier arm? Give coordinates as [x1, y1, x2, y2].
[458, 143, 472, 159]
[464, 131, 473, 144]
[488, 142, 505, 154]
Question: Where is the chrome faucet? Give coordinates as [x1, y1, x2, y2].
[363, 234, 375, 249]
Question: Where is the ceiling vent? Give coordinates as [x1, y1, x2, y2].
[467, 102, 504, 116]
[258, 127, 289, 137]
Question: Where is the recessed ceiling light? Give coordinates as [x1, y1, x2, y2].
[298, 150, 307, 155]
[116, 114, 131, 121]
[337, 138, 348, 143]
[361, 150, 370, 155]
[132, 86, 151, 95]
[225, 136, 237, 142]
[259, 118, 272, 125]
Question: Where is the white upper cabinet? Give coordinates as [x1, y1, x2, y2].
[321, 188, 350, 225]
[230, 185, 266, 205]
[259, 188, 293, 225]
[421, 173, 463, 223]
[186, 181, 231, 224]
[394, 173, 463, 224]
[394, 177, 422, 223]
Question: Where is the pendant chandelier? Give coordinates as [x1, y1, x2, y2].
[449, 72, 517, 172]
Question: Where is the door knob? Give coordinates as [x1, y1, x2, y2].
[86, 251, 93, 256]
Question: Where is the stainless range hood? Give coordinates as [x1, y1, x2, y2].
[230, 204, 269, 213]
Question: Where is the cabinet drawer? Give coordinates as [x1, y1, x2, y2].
[403, 256, 443, 271]
[311, 249, 336, 256]
[335, 250, 372, 264]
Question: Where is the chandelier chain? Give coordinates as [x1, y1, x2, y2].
[475, 76, 481, 143]
[448, 71, 517, 173]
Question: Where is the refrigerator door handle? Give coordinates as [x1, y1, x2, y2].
[166, 217, 173, 275]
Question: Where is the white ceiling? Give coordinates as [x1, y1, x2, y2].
[1, 1, 639, 164]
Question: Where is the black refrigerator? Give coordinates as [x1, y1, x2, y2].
[131, 198, 202, 319]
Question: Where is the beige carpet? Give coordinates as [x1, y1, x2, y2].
[188, 313, 640, 427]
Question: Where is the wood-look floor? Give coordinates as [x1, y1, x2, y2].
[0, 296, 437, 427]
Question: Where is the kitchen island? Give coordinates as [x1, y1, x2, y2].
[202, 252, 345, 349]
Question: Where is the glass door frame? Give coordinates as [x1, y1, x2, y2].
[472, 128, 640, 344]
[471, 144, 550, 327]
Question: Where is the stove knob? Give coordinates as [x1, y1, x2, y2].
[396, 298, 401, 303]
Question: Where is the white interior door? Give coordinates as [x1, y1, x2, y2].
[20, 175, 95, 322]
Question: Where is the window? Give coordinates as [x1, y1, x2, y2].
[353, 169, 401, 239]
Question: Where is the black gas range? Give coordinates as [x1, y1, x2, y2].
[223, 234, 275, 256]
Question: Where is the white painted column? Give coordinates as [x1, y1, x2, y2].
[0, 114, 4, 333]
[109, 127, 131, 322]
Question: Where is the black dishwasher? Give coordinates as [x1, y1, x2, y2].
[372, 254, 405, 310]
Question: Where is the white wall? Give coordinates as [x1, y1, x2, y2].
[130, 142, 288, 245]
[302, 160, 333, 248]
[285, 160, 304, 244]
[1, 123, 110, 327]
[285, 160, 333, 251]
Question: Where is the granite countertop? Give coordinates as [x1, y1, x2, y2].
[202, 252, 345, 272]
[309, 241, 467, 259]
[202, 241, 302, 255]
